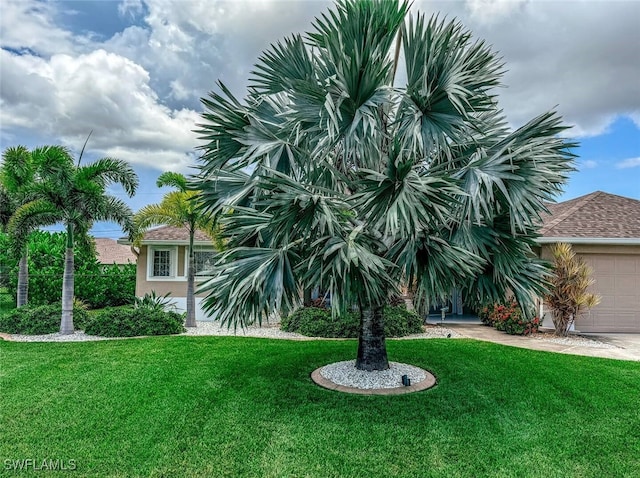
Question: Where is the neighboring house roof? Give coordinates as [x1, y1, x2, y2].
[118, 225, 214, 246]
[538, 191, 640, 244]
[94, 238, 137, 265]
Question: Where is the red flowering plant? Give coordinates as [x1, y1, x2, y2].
[480, 300, 540, 335]
[478, 303, 496, 327]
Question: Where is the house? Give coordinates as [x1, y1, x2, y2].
[123, 192, 640, 331]
[537, 191, 640, 333]
[94, 238, 137, 266]
[118, 225, 217, 319]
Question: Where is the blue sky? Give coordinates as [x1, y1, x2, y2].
[1, 0, 639, 238]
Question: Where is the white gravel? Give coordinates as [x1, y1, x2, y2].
[3, 323, 613, 352]
[320, 360, 427, 389]
[4, 322, 461, 342]
[182, 321, 307, 339]
[8, 331, 115, 342]
[531, 333, 616, 349]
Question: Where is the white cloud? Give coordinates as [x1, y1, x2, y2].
[0, 0, 86, 56]
[616, 157, 640, 169]
[464, 0, 527, 25]
[580, 160, 598, 170]
[418, 0, 640, 137]
[1, 0, 639, 176]
[0, 49, 199, 171]
[103, 0, 331, 106]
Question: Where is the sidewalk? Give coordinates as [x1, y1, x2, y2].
[447, 324, 640, 362]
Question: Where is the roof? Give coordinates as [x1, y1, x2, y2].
[119, 225, 214, 245]
[94, 238, 137, 265]
[539, 191, 640, 243]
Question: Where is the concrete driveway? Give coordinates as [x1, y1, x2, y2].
[448, 324, 640, 362]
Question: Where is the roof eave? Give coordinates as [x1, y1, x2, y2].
[138, 240, 214, 246]
[536, 237, 640, 245]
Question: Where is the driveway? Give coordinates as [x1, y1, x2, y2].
[448, 324, 640, 362]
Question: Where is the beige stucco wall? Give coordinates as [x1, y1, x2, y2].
[135, 245, 208, 298]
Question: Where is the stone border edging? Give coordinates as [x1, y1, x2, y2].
[310, 365, 437, 395]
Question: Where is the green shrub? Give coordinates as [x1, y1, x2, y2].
[84, 307, 186, 337]
[281, 307, 359, 337]
[0, 287, 15, 312]
[134, 291, 177, 312]
[76, 264, 137, 309]
[0, 231, 136, 309]
[0, 304, 89, 335]
[382, 305, 425, 336]
[281, 305, 423, 338]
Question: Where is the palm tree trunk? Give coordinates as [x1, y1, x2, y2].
[185, 228, 196, 327]
[16, 246, 28, 307]
[356, 303, 389, 371]
[60, 226, 75, 335]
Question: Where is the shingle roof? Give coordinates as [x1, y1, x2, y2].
[136, 225, 214, 243]
[94, 238, 137, 265]
[540, 191, 640, 239]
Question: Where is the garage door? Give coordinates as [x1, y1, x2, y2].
[575, 254, 640, 333]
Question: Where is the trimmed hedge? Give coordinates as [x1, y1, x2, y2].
[84, 307, 186, 337]
[281, 305, 423, 338]
[0, 304, 89, 335]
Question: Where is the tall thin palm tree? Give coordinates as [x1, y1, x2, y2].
[194, 0, 575, 371]
[1, 146, 40, 307]
[9, 145, 138, 334]
[134, 172, 218, 327]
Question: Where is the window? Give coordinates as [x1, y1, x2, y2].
[193, 251, 216, 276]
[148, 247, 176, 279]
[153, 250, 171, 277]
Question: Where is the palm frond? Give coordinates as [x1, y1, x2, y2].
[156, 171, 188, 192]
[303, 228, 397, 314]
[75, 158, 138, 197]
[7, 199, 61, 252]
[196, 82, 250, 174]
[199, 246, 301, 329]
[1, 145, 33, 192]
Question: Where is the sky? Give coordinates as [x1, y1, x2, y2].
[1, 0, 639, 239]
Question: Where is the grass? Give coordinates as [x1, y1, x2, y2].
[1, 337, 639, 477]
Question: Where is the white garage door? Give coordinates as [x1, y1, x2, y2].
[575, 254, 640, 333]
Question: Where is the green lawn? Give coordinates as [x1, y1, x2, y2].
[1, 337, 639, 477]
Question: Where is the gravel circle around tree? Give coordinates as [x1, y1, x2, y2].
[319, 360, 427, 389]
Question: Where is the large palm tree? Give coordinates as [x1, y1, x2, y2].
[1, 146, 40, 307]
[9, 145, 138, 334]
[194, 0, 575, 371]
[134, 172, 218, 327]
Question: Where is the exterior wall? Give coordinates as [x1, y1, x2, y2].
[171, 297, 218, 321]
[135, 245, 209, 298]
[540, 244, 640, 333]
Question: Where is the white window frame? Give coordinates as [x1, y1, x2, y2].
[184, 247, 216, 281]
[147, 246, 178, 280]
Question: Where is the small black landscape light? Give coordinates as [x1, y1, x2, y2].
[447, 333, 451, 338]
[401, 374, 411, 387]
